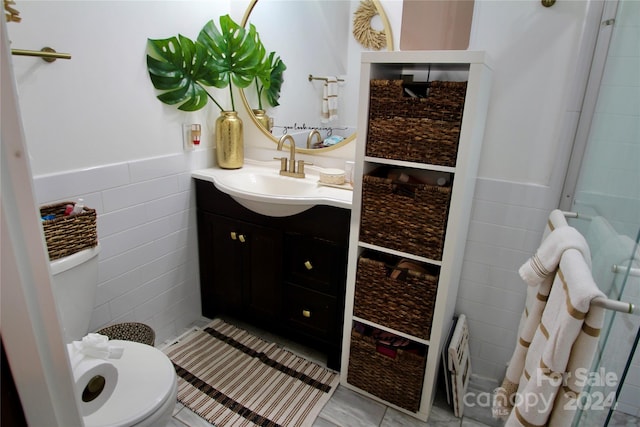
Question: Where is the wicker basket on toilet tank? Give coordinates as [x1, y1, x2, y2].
[40, 202, 98, 260]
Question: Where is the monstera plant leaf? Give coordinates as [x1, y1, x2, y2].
[198, 15, 262, 110]
[146, 35, 224, 111]
[198, 16, 260, 88]
[264, 52, 286, 108]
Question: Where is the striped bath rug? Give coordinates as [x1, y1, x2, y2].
[164, 318, 339, 427]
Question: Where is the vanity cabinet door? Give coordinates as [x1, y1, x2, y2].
[283, 232, 347, 296]
[199, 212, 243, 317]
[242, 221, 282, 322]
[198, 212, 281, 322]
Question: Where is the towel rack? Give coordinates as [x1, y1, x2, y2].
[11, 47, 71, 62]
[562, 210, 639, 315]
[592, 297, 638, 315]
[612, 264, 640, 277]
[308, 74, 344, 82]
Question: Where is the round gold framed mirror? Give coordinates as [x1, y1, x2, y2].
[240, 0, 393, 153]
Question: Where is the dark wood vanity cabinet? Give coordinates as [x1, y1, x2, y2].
[198, 212, 282, 322]
[195, 179, 350, 370]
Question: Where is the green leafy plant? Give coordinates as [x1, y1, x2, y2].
[253, 51, 286, 110]
[146, 14, 275, 112]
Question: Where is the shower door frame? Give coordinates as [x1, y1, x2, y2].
[559, 0, 620, 211]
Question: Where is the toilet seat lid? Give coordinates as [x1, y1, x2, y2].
[83, 340, 176, 427]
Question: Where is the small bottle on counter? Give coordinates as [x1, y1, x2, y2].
[344, 161, 355, 185]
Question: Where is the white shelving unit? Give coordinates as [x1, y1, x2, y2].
[340, 50, 492, 421]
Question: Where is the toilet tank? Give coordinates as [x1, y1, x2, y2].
[49, 245, 101, 343]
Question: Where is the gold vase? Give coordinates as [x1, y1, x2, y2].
[215, 111, 243, 169]
[252, 109, 272, 132]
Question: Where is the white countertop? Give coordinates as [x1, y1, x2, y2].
[192, 159, 353, 215]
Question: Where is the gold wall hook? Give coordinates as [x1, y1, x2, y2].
[541, 0, 556, 7]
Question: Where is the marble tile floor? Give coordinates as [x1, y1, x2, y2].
[160, 317, 639, 427]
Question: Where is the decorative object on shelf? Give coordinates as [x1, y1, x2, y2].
[146, 15, 280, 169]
[352, 0, 387, 50]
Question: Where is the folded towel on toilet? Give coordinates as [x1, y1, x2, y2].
[69, 333, 124, 360]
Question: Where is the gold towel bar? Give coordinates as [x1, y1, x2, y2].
[11, 47, 71, 62]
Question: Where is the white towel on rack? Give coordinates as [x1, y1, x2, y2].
[517, 210, 570, 337]
[321, 76, 338, 123]
[321, 81, 330, 122]
[519, 227, 591, 286]
[495, 218, 593, 422]
[505, 249, 605, 427]
[545, 209, 569, 238]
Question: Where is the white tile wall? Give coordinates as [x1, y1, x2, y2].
[457, 177, 560, 381]
[34, 149, 213, 345]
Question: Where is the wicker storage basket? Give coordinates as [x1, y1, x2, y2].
[354, 256, 439, 340]
[347, 328, 426, 412]
[40, 202, 97, 260]
[366, 80, 467, 166]
[359, 171, 451, 260]
[97, 322, 155, 346]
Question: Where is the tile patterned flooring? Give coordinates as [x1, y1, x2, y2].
[161, 317, 638, 427]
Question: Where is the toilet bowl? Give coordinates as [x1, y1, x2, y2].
[50, 245, 177, 426]
[83, 341, 177, 427]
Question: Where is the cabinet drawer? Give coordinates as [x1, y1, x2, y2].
[284, 233, 346, 295]
[283, 284, 336, 339]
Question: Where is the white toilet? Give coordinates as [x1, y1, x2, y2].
[50, 245, 178, 427]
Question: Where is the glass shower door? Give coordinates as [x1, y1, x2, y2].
[565, 0, 640, 425]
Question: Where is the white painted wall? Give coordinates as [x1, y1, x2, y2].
[4, 0, 615, 407]
[8, 1, 229, 176]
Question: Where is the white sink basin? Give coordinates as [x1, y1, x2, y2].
[192, 161, 352, 217]
[218, 172, 318, 198]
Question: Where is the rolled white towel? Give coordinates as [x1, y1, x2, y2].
[519, 226, 591, 286]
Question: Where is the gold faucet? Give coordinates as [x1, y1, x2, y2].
[307, 129, 322, 149]
[277, 134, 310, 178]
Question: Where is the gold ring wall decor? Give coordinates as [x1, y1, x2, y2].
[352, 0, 390, 50]
[240, 0, 393, 154]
